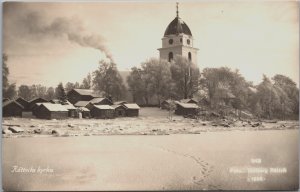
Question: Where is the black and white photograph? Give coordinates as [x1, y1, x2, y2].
[1, 1, 299, 191]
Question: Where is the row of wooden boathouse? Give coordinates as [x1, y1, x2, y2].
[3, 89, 140, 119]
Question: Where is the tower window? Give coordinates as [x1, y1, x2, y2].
[188, 52, 192, 61]
[187, 39, 190, 45]
[169, 39, 173, 45]
[168, 52, 173, 62]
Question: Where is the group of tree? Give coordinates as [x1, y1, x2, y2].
[64, 73, 92, 93]
[200, 67, 299, 120]
[3, 54, 17, 99]
[253, 75, 299, 119]
[3, 54, 127, 103]
[127, 56, 299, 120]
[18, 84, 55, 101]
[93, 60, 126, 101]
[3, 53, 299, 120]
[127, 56, 200, 105]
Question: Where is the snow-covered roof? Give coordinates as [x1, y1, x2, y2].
[28, 97, 48, 103]
[89, 97, 111, 104]
[94, 105, 114, 110]
[32, 102, 45, 109]
[180, 98, 198, 103]
[63, 104, 76, 110]
[79, 107, 90, 111]
[74, 101, 90, 107]
[41, 103, 68, 112]
[50, 99, 60, 104]
[72, 89, 100, 97]
[114, 101, 128, 105]
[176, 102, 199, 109]
[111, 104, 126, 109]
[123, 103, 140, 109]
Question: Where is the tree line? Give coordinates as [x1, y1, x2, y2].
[126, 56, 299, 120]
[3, 54, 299, 120]
[3, 55, 125, 102]
[127, 56, 200, 105]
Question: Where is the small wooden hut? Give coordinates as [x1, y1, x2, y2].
[3, 100, 24, 117]
[89, 97, 113, 105]
[175, 102, 198, 116]
[123, 103, 140, 117]
[67, 89, 101, 104]
[74, 101, 90, 108]
[35, 103, 68, 120]
[112, 104, 126, 117]
[28, 98, 48, 110]
[32, 103, 43, 116]
[63, 104, 77, 118]
[15, 97, 29, 111]
[90, 105, 115, 119]
[180, 98, 198, 104]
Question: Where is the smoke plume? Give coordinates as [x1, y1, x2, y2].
[20, 11, 114, 62]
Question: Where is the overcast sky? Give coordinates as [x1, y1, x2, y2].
[3, 1, 299, 87]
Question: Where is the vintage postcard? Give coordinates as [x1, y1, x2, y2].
[2, 1, 299, 191]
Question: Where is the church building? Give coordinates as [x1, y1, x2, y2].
[158, 3, 198, 65]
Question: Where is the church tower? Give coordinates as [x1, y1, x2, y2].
[158, 3, 198, 65]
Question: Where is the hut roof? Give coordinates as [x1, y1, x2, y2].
[114, 101, 128, 105]
[111, 104, 126, 109]
[72, 89, 100, 97]
[40, 103, 68, 112]
[180, 98, 198, 103]
[89, 97, 110, 104]
[32, 103, 43, 111]
[50, 99, 60, 104]
[29, 97, 48, 104]
[176, 102, 198, 109]
[123, 103, 140, 109]
[15, 97, 28, 103]
[34, 102, 43, 106]
[65, 100, 72, 105]
[79, 107, 90, 111]
[3, 100, 24, 109]
[93, 105, 114, 110]
[74, 101, 90, 107]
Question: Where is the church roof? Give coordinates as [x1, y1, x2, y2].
[164, 17, 192, 37]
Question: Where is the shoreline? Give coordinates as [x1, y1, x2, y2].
[2, 108, 299, 138]
[2, 122, 299, 138]
[2, 118, 299, 138]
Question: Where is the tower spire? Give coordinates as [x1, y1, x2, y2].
[176, 2, 179, 17]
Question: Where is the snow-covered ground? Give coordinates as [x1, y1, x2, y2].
[2, 107, 299, 190]
[2, 107, 299, 137]
[3, 130, 298, 191]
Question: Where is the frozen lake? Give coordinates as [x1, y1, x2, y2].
[3, 129, 299, 191]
